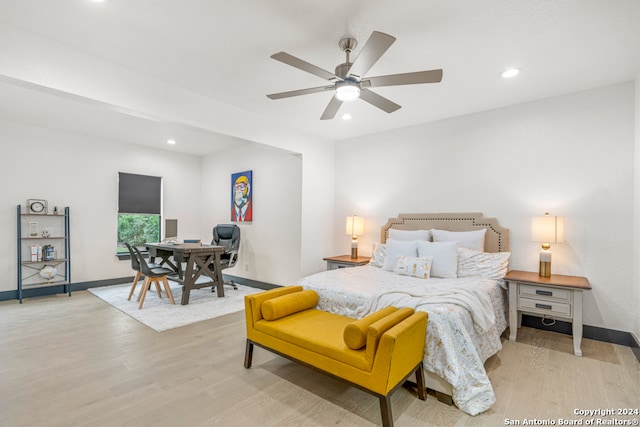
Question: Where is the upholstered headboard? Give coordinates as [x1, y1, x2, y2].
[381, 212, 510, 253]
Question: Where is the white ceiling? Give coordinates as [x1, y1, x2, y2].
[1, 0, 639, 156]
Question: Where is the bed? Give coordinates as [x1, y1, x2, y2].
[297, 213, 511, 416]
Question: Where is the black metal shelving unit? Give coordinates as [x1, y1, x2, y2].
[17, 205, 71, 303]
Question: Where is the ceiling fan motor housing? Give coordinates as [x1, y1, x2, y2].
[335, 62, 354, 79]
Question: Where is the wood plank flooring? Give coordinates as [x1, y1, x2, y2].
[1, 291, 638, 427]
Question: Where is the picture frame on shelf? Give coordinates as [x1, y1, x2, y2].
[29, 222, 38, 237]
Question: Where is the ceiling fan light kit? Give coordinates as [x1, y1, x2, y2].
[267, 31, 443, 120]
[335, 81, 360, 102]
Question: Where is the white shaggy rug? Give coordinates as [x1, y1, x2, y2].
[88, 280, 259, 332]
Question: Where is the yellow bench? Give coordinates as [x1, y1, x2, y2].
[244, 285, 428, 427]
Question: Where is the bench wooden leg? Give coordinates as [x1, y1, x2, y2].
[416, 363, 426, 401]
[244, 340, 254, 368]
[379, 395, 393, 427]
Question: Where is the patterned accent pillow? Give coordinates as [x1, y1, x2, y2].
[369, 242, 386, 268]
[457, 247, 511, 279]
[393, 255, 434, 279]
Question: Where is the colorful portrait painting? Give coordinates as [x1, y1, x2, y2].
[231, 170, 252, 222]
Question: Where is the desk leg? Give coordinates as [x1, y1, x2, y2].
[508, 281, 518, 342]
[573, 290, 583, 357]
[181, 256, 195, 305]
[214, 251, 224, 297]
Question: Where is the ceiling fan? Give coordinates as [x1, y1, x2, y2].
[267, 31, 443, 120]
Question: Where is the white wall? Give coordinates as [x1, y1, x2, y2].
[0, 119, 202, 292]
[335, 82, 635, 332]
[0, 23, 337, 282]
[201, 143, 303, 285]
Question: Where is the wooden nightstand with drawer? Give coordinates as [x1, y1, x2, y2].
[505, 270, 591, 356]
[323, 255, 371, 270]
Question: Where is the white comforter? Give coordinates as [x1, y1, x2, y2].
[297, 265, 508, 416]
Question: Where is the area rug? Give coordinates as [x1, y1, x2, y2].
[88, 281, 259, 332]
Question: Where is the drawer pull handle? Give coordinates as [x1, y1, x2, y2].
[536, 290, 553, 296]
[535, 303, 552, 310]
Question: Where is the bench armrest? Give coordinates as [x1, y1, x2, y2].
[371, 311, 428, 394]
[365, 307, 414, 364]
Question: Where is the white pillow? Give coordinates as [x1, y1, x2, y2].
[369, 243, 386, 268]
[432, 228, 487, 252]
[388, 229, 432, 241]
[382, 239, 418, 271]
[457, 247, 511, 279]
[416, 241, 458, 278]
[394, 256, 433, 279]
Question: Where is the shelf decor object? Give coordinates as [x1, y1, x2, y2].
[39, 265, 58, 281]
[27, 199, 48, 215]
[29, 221, 38, 237]
[532, 213, 564, 277]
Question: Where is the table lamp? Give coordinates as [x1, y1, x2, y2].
[531, 213, 564, 277]
[346, 215, 365, 259]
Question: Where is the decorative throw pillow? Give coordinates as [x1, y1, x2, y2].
[416, 240, 458, 279]
[382, 239, 419, 271]
[343, 306, 397, 350]
[388, 228, 432, 241]
[368, 242, 386, 268]
[457, 247, 511, 280]
[393, 255, 434, 279]
[261, 290, 318, 321]
[432, 228, 487, 252]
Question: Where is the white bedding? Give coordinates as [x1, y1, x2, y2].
[297, 265, 508, 416]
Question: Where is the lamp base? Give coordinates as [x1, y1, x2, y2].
[539, 261, 551, 278]
[351, 247, 358, 259]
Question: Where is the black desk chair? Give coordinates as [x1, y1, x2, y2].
[211, 224, 240, 291]
[131, 246, 177, 309]
[124, 242, 162, 301]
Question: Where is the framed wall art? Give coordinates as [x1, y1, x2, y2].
[231, 170, 252, 222]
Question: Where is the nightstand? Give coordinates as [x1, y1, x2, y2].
[505, 270, 591, 356]
[323, 255, 371, 270]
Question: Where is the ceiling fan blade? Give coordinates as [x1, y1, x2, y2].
[267, 85, 334, 100]
[359, 89, 401, 113]
[320, 96, 343, 120]
[346, 31, 396, 79]
[367, 69, 443, 87]
[271, 52, 340, 82]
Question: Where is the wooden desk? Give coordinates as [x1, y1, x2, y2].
[146, 243, 225, 305]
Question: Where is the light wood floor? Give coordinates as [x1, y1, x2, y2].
[1, 291, 639, 427]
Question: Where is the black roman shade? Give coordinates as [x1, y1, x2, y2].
[118, 172, 161, 214]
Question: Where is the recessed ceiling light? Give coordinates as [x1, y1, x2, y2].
[341, 113, 352, 120]
[90, 0, 105, 2]
[501, 68, 521, 79]
[167, 139, 176, 145]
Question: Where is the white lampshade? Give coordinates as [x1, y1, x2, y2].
[532, 214, 564, 244]
[346, 215, 365, 236]
[335, 85, 360, 102]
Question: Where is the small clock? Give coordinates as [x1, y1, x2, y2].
[27, 199, 48, 215]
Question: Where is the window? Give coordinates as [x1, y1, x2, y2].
[117, 172, 162, 254]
